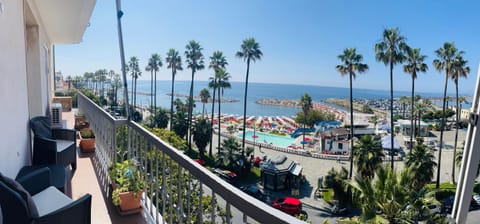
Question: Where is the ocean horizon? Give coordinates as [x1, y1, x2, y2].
[129, 80, 470, 117]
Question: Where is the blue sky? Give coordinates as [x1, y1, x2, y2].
[56, 0, 479, 95]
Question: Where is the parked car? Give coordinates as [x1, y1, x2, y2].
[473, 194, 480, 205]
[329, 204, 348, 215]
[194, 159, 205, 166]
[441, 195, 478, 213]
[272, 197, 302, 216]
[212, 168, 238, 184]
[403, 203, 441, 217]
[239, 185, 266, 201]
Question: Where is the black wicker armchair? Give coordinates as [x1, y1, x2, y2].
[0, 167, 91, 224]
[30, 116, 77, 171]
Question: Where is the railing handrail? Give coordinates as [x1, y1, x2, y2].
[77, 92, 305, 224]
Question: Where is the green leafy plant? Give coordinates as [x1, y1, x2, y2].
[80, 128, 95, 138]
[108, 159, 145, 206]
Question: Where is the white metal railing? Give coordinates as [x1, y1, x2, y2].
[77, 92, 304, 224]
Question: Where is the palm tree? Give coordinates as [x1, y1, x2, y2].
[414, 100, 434, 137]
[127, 57, 141, 110]
[216, 69, 231, 154]
[199, 88, 210, 117]
[336, 48, 369, 178]
[193, 118, 212, 156]
[405, 144, 437, 191]
[433, 42, 462, 188]
[450, 55, 470, 183]
[145, 54, 162, 125]
[375, 27, 407, 170]
[236, 38, 263, 156]
[350, 166, 409, 223]
[216, 137, 242, 171]
[299, 94, 312, 150]
[403, 47, 428, 151]
[354, 135, 384, 179]
[185, 40, 205, 149]
[399, 96, 409, 118]
[208, 51, 228, 157]
[166, 49, 183, 131]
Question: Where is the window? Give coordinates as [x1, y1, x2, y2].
[338, 143, 343, 149]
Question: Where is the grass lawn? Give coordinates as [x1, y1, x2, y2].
[425, 182, 480, 200]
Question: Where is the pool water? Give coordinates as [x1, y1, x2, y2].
[239, 130, 295, 148]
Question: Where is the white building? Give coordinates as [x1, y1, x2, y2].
[0, 0, 95, 178]
[318, 128, 350, 154]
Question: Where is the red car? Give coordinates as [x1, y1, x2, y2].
[194, 159, 205, 166]
[272, 197, 302, 215]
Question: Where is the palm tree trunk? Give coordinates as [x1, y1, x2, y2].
[150, 70, 153, 125]
[218, 87, 221, 154]
[170, 70, 175, 131]
[154, 70, 157, 125]
[389, 62, 394, 170]
[349, 72, 354, 179]
[452, 81, 459, 184]
[436, 71, 449, 189]
[209, 84, 217, 157]
[241, 59, 251, 156]
[410, 75, 415, 151]
[131, 77, 134, 110]
[303, 112, 306, 150]
[134, 77, 137, 111]
[188, 70, 195, 149]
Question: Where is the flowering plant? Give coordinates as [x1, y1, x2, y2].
[108, 159, 145, 205]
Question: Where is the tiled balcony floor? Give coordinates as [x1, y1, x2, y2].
[63, 110, 148, 224]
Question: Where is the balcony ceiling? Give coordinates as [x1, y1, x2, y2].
[27, 0, 97, 44]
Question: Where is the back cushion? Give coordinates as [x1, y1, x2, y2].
[0, 173, 39, 218]
[30, 116, 52, 139]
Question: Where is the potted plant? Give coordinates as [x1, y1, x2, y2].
[74, 113, 89, 130]
[108, 160, 145, 214]
[79, 128, 95, 153]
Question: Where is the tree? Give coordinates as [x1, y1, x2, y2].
[216, 69, 231, 154]
[199, 88, 210, 117]
[405, 144, 437, 191]
[403, 46, 428, 151]
[300, 93, 312, 150]
[216, 137, 242, 172]
[193, 118, 212, 155]
[185, 41, 205, 150]
[324, 167, 350, 206]
[208, 51, 228, 157]
[236, 38, 263, 156]
[354, 135, 384, 179]
[450, 55, 469, 183]
[399, 96, 409, 118]
[166, 49, 183, 131]
[336, 48, 369, 178]
[350, 166, 409, 223]
[145, 54, 162, 126]
[173, 111, 188, 139]
[375, 27, 406, 170]
[127, 56, 141, 112]
[433, 42, 462, 189]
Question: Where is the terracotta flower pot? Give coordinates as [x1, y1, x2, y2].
[118, 190, 144, 211]
[79, 135, 95, 153]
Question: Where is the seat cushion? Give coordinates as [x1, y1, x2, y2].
[32, 186, 72, 217]
[0, 173, 39, 218]
[30, 116, 53, 139]
[55, 139, 75, 152]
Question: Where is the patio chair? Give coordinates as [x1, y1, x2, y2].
[30, 116, 77, 171]
[0, 167, 91, 224]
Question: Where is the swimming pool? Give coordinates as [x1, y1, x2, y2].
[239, 130, 294, 148]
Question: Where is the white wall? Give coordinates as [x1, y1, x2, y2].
[0, 0, 31, 178]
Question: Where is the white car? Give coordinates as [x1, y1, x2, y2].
[473, 194, 480, 205]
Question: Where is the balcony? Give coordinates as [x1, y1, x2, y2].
[74, 92, 304, 223]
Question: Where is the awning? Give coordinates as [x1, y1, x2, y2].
[290, 164, 302, 176]
[381, 135, 401, 151]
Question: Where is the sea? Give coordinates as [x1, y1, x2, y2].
[130, 80, 457, 117]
